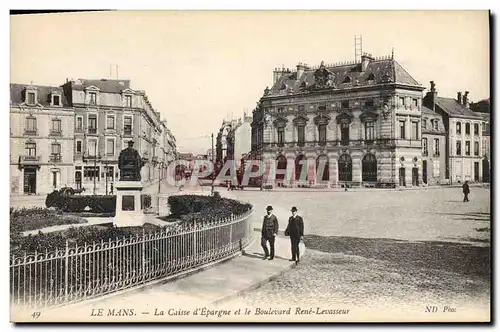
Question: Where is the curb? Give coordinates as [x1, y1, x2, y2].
[211, 241, 307, 306]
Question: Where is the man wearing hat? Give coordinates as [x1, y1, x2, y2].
[261, 205, 279, 260]
[284, 206, 304, 263]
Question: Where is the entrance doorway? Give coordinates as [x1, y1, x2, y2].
[75, 171, 82, 189]
[474, 162, 479, 182]
[399, 167, 406, 187]
[482, 157, 490, 183]
[23, 167, 37, 194]
[412, 167, 419, 186]
[422, 160, 427, 184]
[338, 154, 352, 182]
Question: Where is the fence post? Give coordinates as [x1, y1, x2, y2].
[193, 222, 197, 260]
[64, 240, 69, 302]
[142, 228, 146, 277]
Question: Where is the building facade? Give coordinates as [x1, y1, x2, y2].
[470, 98, 490, 182]
[421, 105, 447, 185]
[422, 84, 485, 183]
[10, 84, 75, 195]
[250, 54, 426, 188]
[10, 79, 178, 196]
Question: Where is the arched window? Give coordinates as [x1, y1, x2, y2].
[276, 155, 287, 181]
[338, 154, 352, 182]
[343, 76, 351, 83]
[295, 155, 307, 182]
[367, 73, 375, 82]
[362, 154, 377, 182]
[316, 155, 329, 182]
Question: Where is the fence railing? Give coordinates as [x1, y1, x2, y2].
[10, 209, 253, 309]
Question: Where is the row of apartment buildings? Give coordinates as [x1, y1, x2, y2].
[10, 79, 178, 196]
[244, 53, 490, 188]
[215, 114, 252, 170]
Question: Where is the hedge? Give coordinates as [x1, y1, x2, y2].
[10, 207, 87, 234]
[165, 195, 252, 225]
[45, 190, 152, 213]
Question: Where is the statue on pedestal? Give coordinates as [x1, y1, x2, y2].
[118, 140, 145, 181]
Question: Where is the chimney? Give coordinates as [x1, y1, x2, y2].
[427, 81, 438, 112]
[457, 92, 462, 104]
[361, 53, 373, 72]
[296, 62, 306, 80]
[273, 67, 283, 84]
[463, 91, 470, 108]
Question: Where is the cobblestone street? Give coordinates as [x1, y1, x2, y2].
[219, 187, 491, 313]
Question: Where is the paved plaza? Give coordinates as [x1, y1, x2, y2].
[219, 186, 491, 313]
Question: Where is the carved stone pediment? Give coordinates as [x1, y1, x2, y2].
[293, 114, 309, 126]
[336, 110, 353, 124]
[359, 111, 379, 123]
[273, 115, 288, 128]
[314, 112, 331, 125]
[313, 61, 336, 90]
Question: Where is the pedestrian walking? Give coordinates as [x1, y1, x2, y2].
[261, 205, 279, 260]
[285, 206, 304, 263]
[463, 181, 470, 202]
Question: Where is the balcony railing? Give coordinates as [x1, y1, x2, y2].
[49, 129, 62, 136]
[87, 127, 97, 135]
[24, 129, 38, 136]
[123, 129, 133, 137]
[433, 152, 440, 157]
[20, 155, 41, 163]
[262, 138, 397, 150]
[49, 154, 62, 162]
[423, 151, 428, 157]
[75, 127, 85, 133]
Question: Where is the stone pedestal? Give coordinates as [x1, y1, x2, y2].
[114, 181, 146, 227]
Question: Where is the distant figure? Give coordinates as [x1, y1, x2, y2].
[261, 205, 279, 261]
[463, 181, 470, 202]
[285, 206, 304, 263]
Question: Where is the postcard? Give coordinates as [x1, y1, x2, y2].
[9, 10, 491, 323]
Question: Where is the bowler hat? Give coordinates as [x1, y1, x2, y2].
[266, 205, 273, 211]
[291, 206, 298, 212]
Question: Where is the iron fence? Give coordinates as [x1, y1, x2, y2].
[10, 209, 253, 309]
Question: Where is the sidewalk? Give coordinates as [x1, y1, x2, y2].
[33, 230, 305, 322]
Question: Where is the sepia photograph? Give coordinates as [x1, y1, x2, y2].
[7, 9, 491, 323]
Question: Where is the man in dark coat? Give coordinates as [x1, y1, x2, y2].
[261, 205, 279, 260]
[463, 181, 470, 202]
[285, 206, 304, 263]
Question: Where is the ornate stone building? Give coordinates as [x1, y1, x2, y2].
[250, 54, 426, 188]
[10, 83, 75, 195]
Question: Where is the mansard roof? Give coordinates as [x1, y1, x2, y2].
[267, 57, 422, 97]
[71, 78, 132, 93]
[10, 83, 70, 107]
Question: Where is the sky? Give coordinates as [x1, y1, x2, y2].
[10, 10, 490, 155]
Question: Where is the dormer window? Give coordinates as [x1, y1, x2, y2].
[51, 92, 61, 107]
[281, 84, 288, 90]
[343, 76, 351, 83]
[367, 73, 375, 83]
[26, 91, 36, 105]
[88, 92, 97, 105]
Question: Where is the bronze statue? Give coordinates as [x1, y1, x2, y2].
[118, 140, 145, 181]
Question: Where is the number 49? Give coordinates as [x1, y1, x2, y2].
[31, 311, 41, 319]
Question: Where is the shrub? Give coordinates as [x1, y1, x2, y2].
[45, 190, 64, 209]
